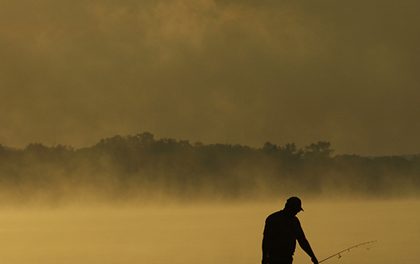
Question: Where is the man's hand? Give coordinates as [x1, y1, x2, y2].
[311, 256, 319, 264]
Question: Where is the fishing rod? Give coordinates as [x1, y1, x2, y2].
[319, 240, 377, 263]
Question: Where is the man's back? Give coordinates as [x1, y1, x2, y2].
[263, 210, 305, 262]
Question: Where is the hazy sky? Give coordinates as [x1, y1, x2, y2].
[1, 0, 419, 155]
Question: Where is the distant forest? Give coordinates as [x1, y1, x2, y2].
[0, 132, 419, 203]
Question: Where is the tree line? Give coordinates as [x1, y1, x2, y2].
[0, 132, 419, 202]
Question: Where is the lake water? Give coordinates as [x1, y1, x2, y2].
[0, 199, 418, 264]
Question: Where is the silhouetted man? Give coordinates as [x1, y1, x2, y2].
[262, 197, 318, 264]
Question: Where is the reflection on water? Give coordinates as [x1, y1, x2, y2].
[0, 200, 418, 264]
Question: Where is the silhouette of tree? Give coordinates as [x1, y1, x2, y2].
[263, 142, 278, 154]
[0, 133, 417, 202]
[304, 141, 334, 159]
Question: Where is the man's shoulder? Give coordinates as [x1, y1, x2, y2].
[266, 210, 284, 221]
[266, 210, 300, 223]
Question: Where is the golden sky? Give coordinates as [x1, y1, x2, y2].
[0, 0, 419, 155]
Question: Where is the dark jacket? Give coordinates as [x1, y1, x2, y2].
[262, 210, 306, 263]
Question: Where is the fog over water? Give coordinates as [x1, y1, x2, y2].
[0, 135, 418, 263]
[0, 199, 418, 264]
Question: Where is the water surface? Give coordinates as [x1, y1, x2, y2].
[0, 200, 418, 264]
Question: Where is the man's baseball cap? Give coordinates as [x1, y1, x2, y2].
[285, 196, 304, 211]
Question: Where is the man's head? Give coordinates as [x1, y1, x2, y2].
[284, 196, 304, 215]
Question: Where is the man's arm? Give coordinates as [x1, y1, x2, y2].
[296, 220, 318, 264]
[298, 236, 318, 264]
